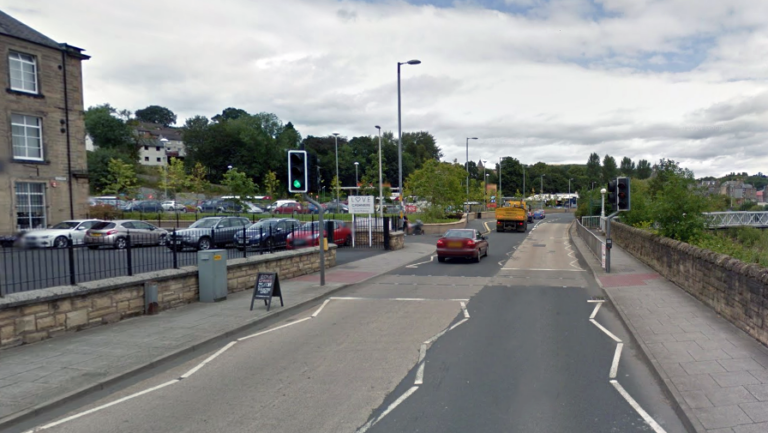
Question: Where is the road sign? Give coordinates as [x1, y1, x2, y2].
[349, 195, 375, 214]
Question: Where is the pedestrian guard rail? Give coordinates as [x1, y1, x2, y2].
[577, 218, 605, 265]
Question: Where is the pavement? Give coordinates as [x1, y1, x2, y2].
[0, 241, 434, 431]
[571, 222, 768, 433]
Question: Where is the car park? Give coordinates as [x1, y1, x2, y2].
[234, 218, 301, 251]
[85, 220, 168, 249]
[287, 220, 352, 249]
[169, 216, 250, 251]
[436, 229, 489, 263]
[21, 219, 102, 248]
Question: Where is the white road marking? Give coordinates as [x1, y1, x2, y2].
[610, 380, 668, 433]
[589, 302, 602, 319]
[425, 328, 448, 345]
[25, 380, 180, 432]
[415, 343, 427, 385]
[449, 318, 469, 330]
[483, 221, 492, 234]
[311, 299, 330, 318]
[501, 268, 586, 272]
[357, 386, 420, 433]
[330, 297, 469, 302]
[460, 302, 470, 318]
[590, 319, 623, 343]
[587, 299, 605, 303]
[406, 255, 435, 268]
[610, 343, 624, 379]
[237, 316, 312, 341]
[180, 341, 237, 379]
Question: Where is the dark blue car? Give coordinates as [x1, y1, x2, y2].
[234, 218, 301, 251]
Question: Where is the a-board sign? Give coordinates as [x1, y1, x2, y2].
[349, 195, 374, 214]
[250, 272, 284, 312]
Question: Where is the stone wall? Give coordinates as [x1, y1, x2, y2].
[389, 232, 404, 250]
[612, 222, 768, 346]
[421, 217, 468, 235]
[0, 246, 336, 349]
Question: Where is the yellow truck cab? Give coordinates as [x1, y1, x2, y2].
[495, 198, 531, 232]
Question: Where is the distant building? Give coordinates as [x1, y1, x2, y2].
[0, 10, 90, 233]
[135, 122, 185, 167]
[720, 180, 757, 205]
[757, 189, 765, 204]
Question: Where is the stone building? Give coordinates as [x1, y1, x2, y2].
[0, 10, 89, 233]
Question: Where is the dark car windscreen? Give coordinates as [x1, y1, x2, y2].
[91, 222, 116, 230]
[189, 219, 219, 229]
[444, 230, 474, 239]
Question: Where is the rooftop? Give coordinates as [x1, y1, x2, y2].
[0, 9, 88, 58]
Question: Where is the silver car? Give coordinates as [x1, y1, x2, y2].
[21, 219, 102, 248]
[85, 220, 168, 250]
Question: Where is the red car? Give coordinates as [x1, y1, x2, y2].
[436, 229, 489, 263]
[273, 202, 306, 214]
[286, 220, 352, 249]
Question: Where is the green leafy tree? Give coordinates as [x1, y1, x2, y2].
[102, 158, 138, 196]
[636, 159, 652, 179]
[212, 107, 250, 122]
[652, 174, 707, 242]
[619, 157, 635, 177]
[87, 148, 134, 194]
[157, 158, 190, 199]
[222, 168, 257, 205]
[263, 170, 280, 198]
[135, 105, 177, 126]
[405, 160, 465, 218]
[619, 179, 653, 227]
[188, 162, 210, 196]
[649, 158, 693, 199]
[602, 154, 618, 184]
[85, 104, 138, 161]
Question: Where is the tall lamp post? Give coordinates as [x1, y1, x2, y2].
[160, 138, 169, 200]
[498, 157, 503, 199]
[354, 162, 359, 195]
[332, 132, 340, 205]
[568, 178, 573, 210]
[485, 173, 490, 209]
[375, 126, 383, 218]
[465, 137, 478, 212]
[601, 188, 607, 217]
[398, 59, 421, 210]
[523, 164, 526, 199]
[540, 174, 545, 209]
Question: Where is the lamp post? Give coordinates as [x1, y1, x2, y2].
[160, 138, 169, 200]
[354, 162, 359, 195]
[601, 188, 607, 217]
[523, 164, 526, 199]
[540, 174, 545, 209]
[485, 173, 490, 209]
[375, 126, 383, 218]
[332, 132, 340, 205]
[568, 178, 573, 210]
[498, 157, 503, 199]
[465, 137, 478, 212]
[398, 59, 421, 208]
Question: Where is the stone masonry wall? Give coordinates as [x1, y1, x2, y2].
[611, 222, 768, 346]
[0, 247, 336, 349]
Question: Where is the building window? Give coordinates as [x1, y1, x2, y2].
[11, 114, 43, 161]
[15, 182, 46, 229]
[9, 52, 38, 93]
[144, 156, 149, 161]
[156, 146, 160, 152]
[144, 145, 149, 150]
[156, 157, 161, 162]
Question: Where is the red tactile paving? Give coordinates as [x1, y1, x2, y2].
[599, 273, 660, 288]
[293, 271, 377, 283]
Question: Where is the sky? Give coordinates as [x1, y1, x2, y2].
[5, 0, 768, 178]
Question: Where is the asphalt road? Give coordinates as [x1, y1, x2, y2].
[12, 213, 690, 433]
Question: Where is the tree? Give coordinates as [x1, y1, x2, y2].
[586, 153, 601, 187]
[602, 155, 618, 184]
[157, 158, 190, 199]
[212, 107, 249, 122]
[135, 105, 177, 126]
[222, 168, 257, 205]
[188, 162, 210, 195]
[649, 158, 694, 199]
[619, 157, 635, 177]
[263, 170, 279, 198]
[636, 159, 652, 179]
[652, 173, 707, 242]
[84, 104, 137, 161]
[102, 158, 138, 196]
[87, 148, 134, 194]
[405, 160, 465, 218]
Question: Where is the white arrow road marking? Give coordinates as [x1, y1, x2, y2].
[180, 341, 237, 379]
[406, 255, 435, 268]
[589, 302, 602, 319]
[590, 319, 622, 343]
[610, 343, 624, 379]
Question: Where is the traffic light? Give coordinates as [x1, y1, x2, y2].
[617, 177, 631, 211]
[288, 150, 308, 193]
[607, 179, 618, 209]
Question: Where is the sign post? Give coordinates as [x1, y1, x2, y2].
[349, 195, 375, 214]
[250, 272, 284, 312]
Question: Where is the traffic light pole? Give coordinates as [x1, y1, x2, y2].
[304, 194, 325, 286]
[605, 210, 620, 273]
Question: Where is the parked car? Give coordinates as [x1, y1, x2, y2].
[85, 220, 168, 250]
[0, 233, 20, 248]
[128, 200, 164, 213]
[234, 218, 301, 251]
[324, 202, 349, 214]
[307, 203, 325, 214]
[161, 201, 187, 212]
[436, 229, 489, 263]
[21, 219, 102, 248]
[243, 202, 266, 214]
[273, 202, 306, 214]
[287, 220, 352, 249]
[267, 199, 298, 212]
[169, 216, 251, 251]
[197, 199, 243, 213]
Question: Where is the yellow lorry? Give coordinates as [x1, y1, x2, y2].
[495, 198, 531, 232]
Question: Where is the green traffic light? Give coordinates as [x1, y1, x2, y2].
[293, 180, 301, 188]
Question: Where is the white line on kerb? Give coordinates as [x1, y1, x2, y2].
[610, 343, 624, 379]
[589, 302, 602, 319]
[460, 302, 470, 318]
[415, 344, 427, 385]
[501, 268, 586, 272]
[311, 299, 330, 318]
[425, 328, 448, 345]
[587, 300, 606, 303]
[590, 319, 623, 343]
[357, 386, 420, 433]
[406, 255, 435, 268]
[610, 380, 668, 433]
[26, 379, 180, 432]
[237, 316, 312, 341]
[181, 341, 237, 379]
[449, 318, 468, 331]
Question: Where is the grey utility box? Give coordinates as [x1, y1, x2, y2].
[198, 249, 227, 302]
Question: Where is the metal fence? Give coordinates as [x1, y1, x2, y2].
[576, 218, 605, 267]
[0, 218, 392, 296]
[581, 216, 602, 230]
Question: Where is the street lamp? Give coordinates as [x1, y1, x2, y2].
[600, 188, 607, 217]
[498, 157, 503, 199]
[485, 172, 490, 209]
[375, 126, 383, 218]
[465, 137, 478, 212]
[354, 162, 359, 195]
[523, 164, 527, 199]
[332, 132, 340, 205]
[398, 59, 421, 208]
[540, 174, 545, 209]
[568, 178, 574, 210]
[160, 138, 169, 200]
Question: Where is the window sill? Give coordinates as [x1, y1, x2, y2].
[6, 88, 45, 99]
[12, 159, 49, 165]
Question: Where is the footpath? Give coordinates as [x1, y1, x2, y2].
[571, 224, 768, 433]
[0, 242, 434, 429]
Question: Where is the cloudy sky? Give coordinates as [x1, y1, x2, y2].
[6, 0, 768, 177]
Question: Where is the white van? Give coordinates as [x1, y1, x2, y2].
[267, 199, 298, 211]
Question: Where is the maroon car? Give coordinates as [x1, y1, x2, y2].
[436, 229, 489, 263]
[273, 202, 306, 214]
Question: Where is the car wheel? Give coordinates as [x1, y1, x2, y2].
[345, 235, 352, 246]
[114, 237, 127, 250]
[437, 256, 446, 263]
[473, 250, 481, 263]
[197, 237, 211, 251]
[53, 236, 68, 249]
